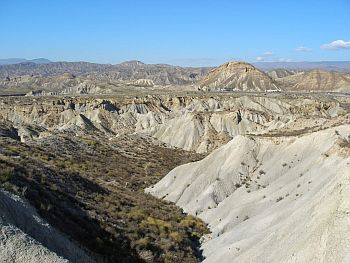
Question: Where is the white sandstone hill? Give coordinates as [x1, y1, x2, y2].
[199, 61, 280, 92]
[147, 125, 350, 263]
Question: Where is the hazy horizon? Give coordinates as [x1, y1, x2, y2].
[1, 57, 350, 68]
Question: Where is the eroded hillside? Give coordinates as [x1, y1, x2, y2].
[146, 94, 350, 262]
[1, 92, 350, 262]
[0, 92, 348, 152]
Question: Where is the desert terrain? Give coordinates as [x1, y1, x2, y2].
[1, 60, 350, 262]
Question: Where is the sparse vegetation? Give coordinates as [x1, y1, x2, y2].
[0, 161, 15, 183]
[0, 134, 208, 262]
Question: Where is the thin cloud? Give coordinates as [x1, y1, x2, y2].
[321, 40, 350, 50]
[256, 51, 274, 62]
[256, 53, 292, 63]
[295, 46, 312, 52]
[263, 51, 274, 56]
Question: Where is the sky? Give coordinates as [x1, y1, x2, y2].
[0, 0, 349, 66]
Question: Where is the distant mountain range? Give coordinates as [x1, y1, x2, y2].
[1, 59, 350, 95]
[0, 58, 52, 65]
[253, 61, 350, 72]
[1, 58, 350, 72]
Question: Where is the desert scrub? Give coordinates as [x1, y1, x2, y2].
[0, 160, 15, 183]
[140, 216, 172, 234]
[0, 133, 209, 262]
[127, 207, 147, 220]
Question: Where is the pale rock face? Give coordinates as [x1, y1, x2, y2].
[132, 79, 155, 87]
[147, 125, 350, 263]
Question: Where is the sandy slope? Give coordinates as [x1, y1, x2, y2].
[0, 190, 95, 263]
[147, 125, 350, 262]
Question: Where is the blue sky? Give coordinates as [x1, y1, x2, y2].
[0, 0, 349, 66]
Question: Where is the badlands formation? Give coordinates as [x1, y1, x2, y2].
[1, 60, 350, 262]
[144, 92, 350, 262]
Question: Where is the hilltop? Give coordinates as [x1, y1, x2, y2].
[198, 61, 279, 92]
